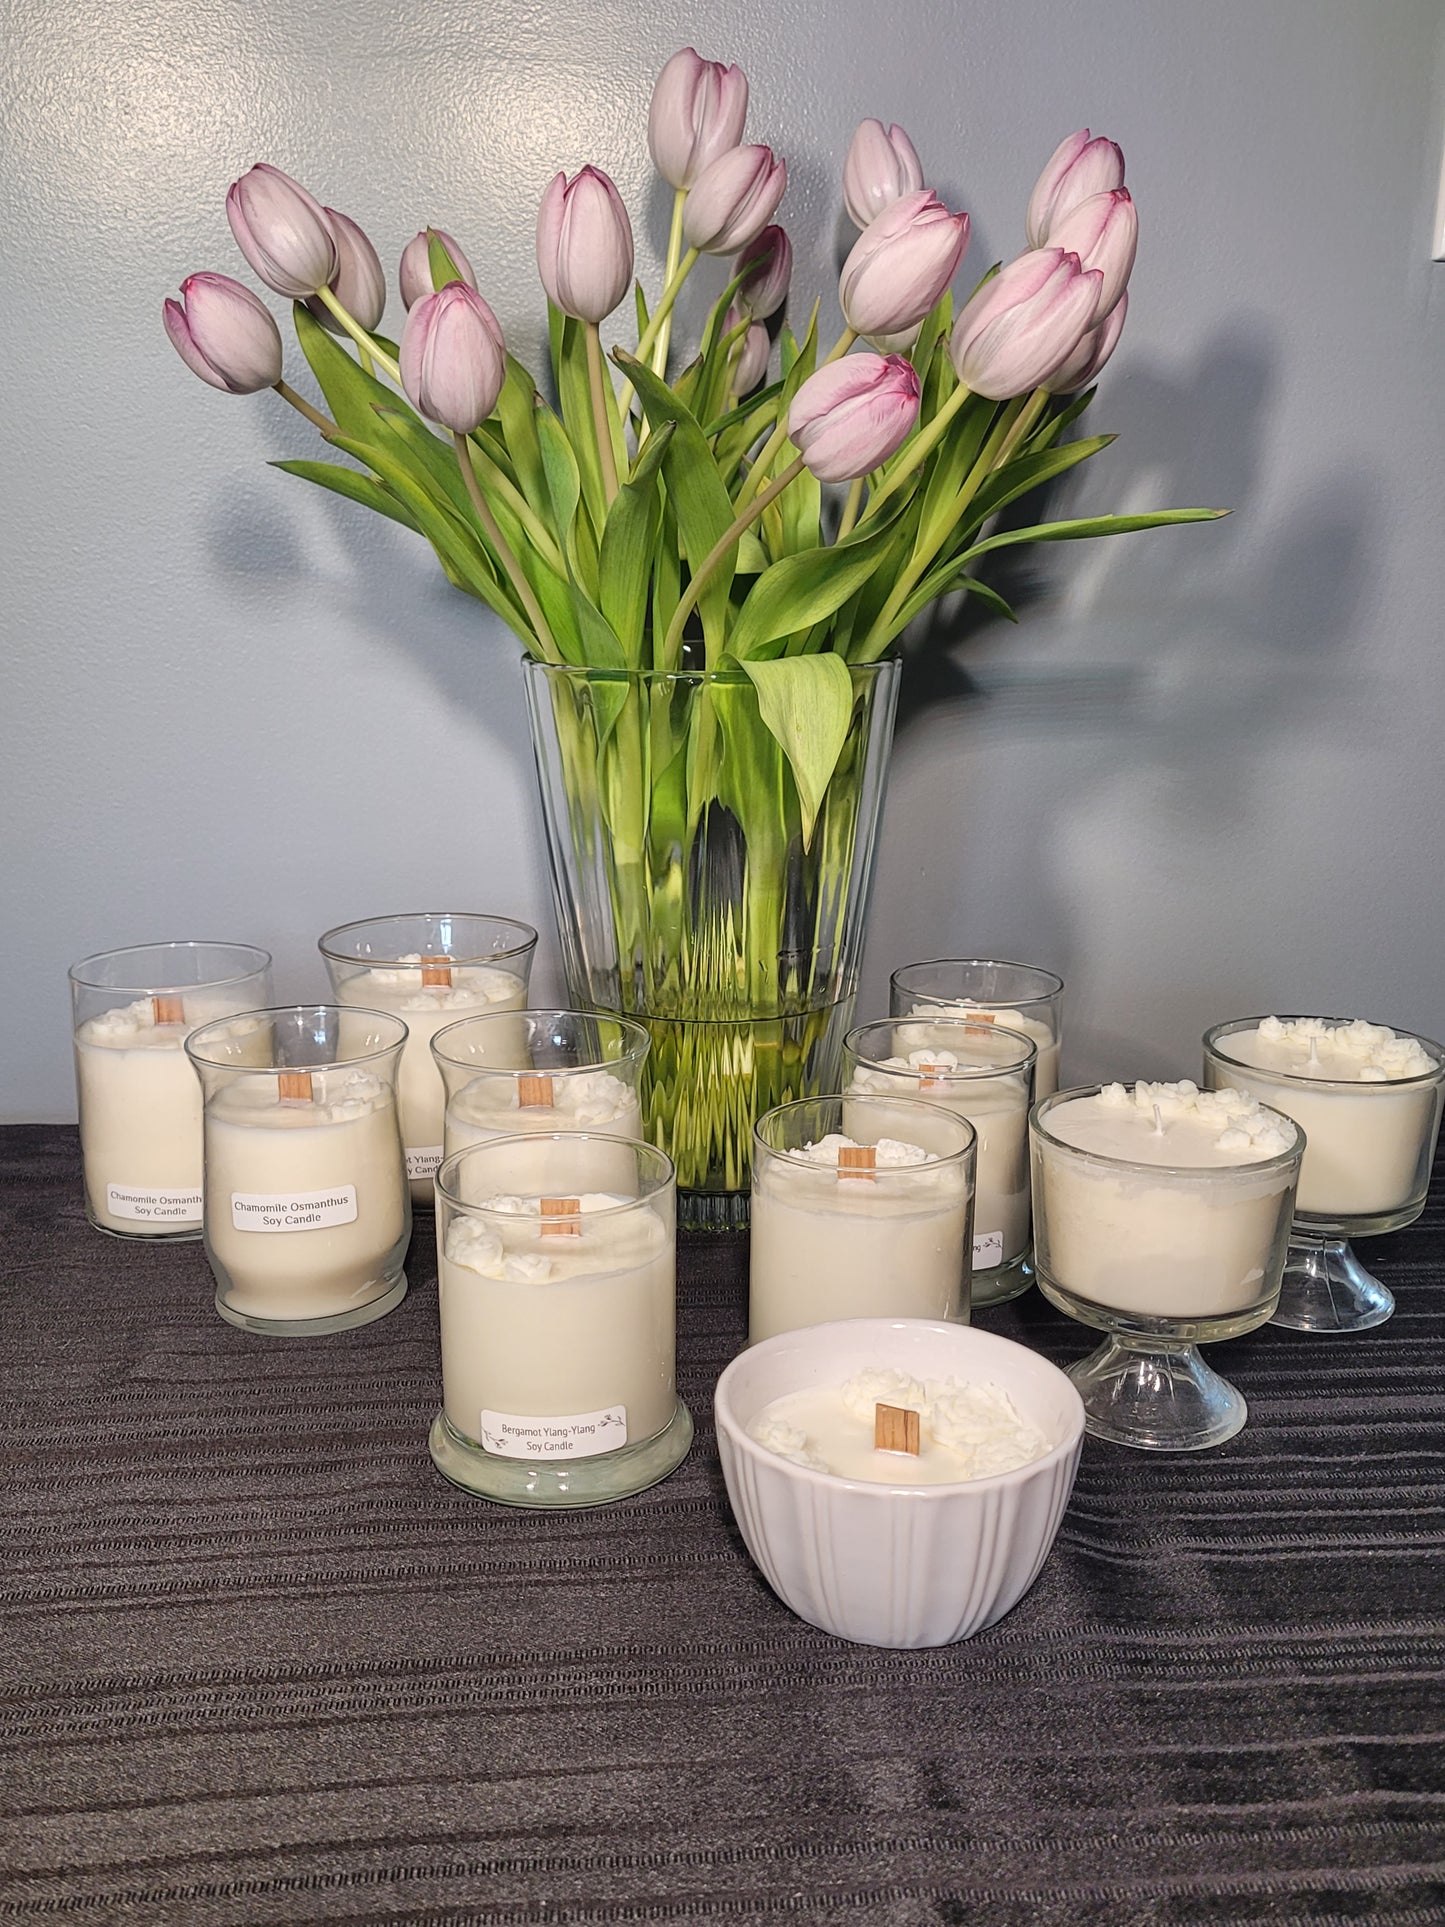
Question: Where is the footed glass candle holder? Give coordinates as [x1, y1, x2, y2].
[430, 1135, 691, 1508]
[70, 941, 273, 1241]
[843, 1017, 1036, 1307]
[890, 958, 1064, 1098]
[1203, 1017, 1445, 1333]
[319, 912, 538, 1205]
[186, 1006, 411, 1335]
[1030, 1082, 1303, 1451]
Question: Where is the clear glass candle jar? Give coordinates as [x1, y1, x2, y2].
[319, 913, 538, 1204]
[844, 1017, 1036, 1307]
[889, 959, 1065, 1098]
[186, 1006, 411, 1335]
[70, 941, 273, 1240]
[430, 1134, 691, 1508]
[1203, 1016, 1445, 1333]
[749, 1095, 976, 1344]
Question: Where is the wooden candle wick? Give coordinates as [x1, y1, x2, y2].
[151, 994, 186, 1026]
[875, 1403, 921, 1455]
[540, 1197, 582, 1237]
[517, 1073, 555, 1109]
[420, 955, 453, 987]
[837, 1144, 877, 1181]
[918, 1060, 947, 1092]
[278, 1070, 314, 1101]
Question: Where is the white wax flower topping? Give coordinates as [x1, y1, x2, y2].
[1095, 1080, 1295, 1158]
[796, 1132, 936, 1168]
[471, 1192, 629, 1217]
[455, 1068, 633, 1126]
[358, 954, 521, 1010]
[749, 1417, 829, 1471]
[924, 1380, 1049, 1474]
[840, 1368, 927, 1424]
[320, 1070, 390, 1121]
[81, 1000, 264, 1050]
[446, 1216, 557, 1281]
[1255, 1016, 1433, 1081]
[749, 1371, 1052, 1481]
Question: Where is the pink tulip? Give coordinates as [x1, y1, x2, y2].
[950, 248, 1103, 400]
[788, 352, 921, 482]
[648, 47, 749, 190]
[399, 228, 478, 310]
[734, 225, 792, 320]
[1044, 189, 1137, 319]
[399, 282, 506, 434]
[1045, 290, 1128, 393]
[225, 163, 337, 298]
[307, 208, 385, 332]
[683, 145, 787, 255]
[726, 306, 770, 393]
[840, 188, 970, 341]
[1025, 128, 1126, 246]
[536, 167, 634, 324]
[163, 273, 282, 393]
[842, 118, 924, 230]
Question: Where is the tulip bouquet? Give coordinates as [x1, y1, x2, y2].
[165, 50, 1220, 1214]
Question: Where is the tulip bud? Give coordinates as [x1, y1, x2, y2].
[683, 145, 787, 256]
[1044, 290, 1128, 393]
[734, 225, 792, 320]
[648, 47, 749, 190]
[399, 228, 478, 310]
[950, 248, 1103, 400]
[306, 208, 386, 333]
[162, 273, 283, 394]
[840, 189, 970, 342]
[399, 282, 507, 434]
[726, 306, 770, 394]
[1044, 189, 1137, 320]
[842, 118, 924, 230]
[787, 352, 921, 482]
[1025, 128, 1126, 246]
[536, 166, 635, 325]
[225, 163, 338, 299]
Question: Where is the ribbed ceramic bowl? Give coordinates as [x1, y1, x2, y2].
[714, 1318, 1084, 1648]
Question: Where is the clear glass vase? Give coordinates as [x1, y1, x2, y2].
[524, 660, 901, 1230]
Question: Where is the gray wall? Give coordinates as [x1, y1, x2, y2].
[5, 0, 1444, 1117]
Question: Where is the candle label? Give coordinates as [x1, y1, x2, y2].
[973, 1229, 1005, 1270]
[106, 1184, 203, 1223]
[230, 1187, 358, 1232]
[478, 1404, 627, 1460]
[406, 1146, 444, 1182]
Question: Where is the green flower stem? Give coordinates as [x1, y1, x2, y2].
[662, 454, 808, 668]
[822, 327, 858, 365]
[836, 476, 866, 541]
[585, 321, 619, 505]
[735, 413, 795, 510]
[990, 387, 1049, 467]
[452, 431, 560, 663]
[650, 187, 689, 379]
[855, 376, 973, 523]
[313, 286, 402, 384]
[617, 245, 701, 422]
[273, 380, 333, 434]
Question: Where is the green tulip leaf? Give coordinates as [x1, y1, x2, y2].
[272, 459, 420, 532]
[598, 424, 672, 667]
[738, 652, 855, 849]
[727, 501, 909, 660]
[427, 230, 467, 291]
[293, 301, 411, 441]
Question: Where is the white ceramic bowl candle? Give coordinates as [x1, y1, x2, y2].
[434, 1009, 649, 1192]
[430, 1134, 692, 1508]
[186, 1006, 411, 1334]
[70, 942, 273, 1240]
[749, 1096, 976, 1343]
[319, 913, 538, 1203]
[1203, 1016, 1445, 1333]
[1030, 1082, 1303, 1452]
[715, 1318, 1084, 1648]
[844, 1017, 1036, 1307]
[889, 958, 1065, 1098]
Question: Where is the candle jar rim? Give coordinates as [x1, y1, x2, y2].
[1203, 1016, 1445, 1091]
[890, 957, 1065, 1005]
[754, 1093, 976, 1171]
[318, 912, 539, 968]
[1031, 1082, 1306, 1181]
[436, 1133, 674, 1217]
[431, 1009, 651, 1075]
[845, 1016, 1038, 1078]
[68, 940, 273, 994]
[184, 1003, 409, 1075]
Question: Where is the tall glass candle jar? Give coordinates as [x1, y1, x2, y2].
[431, 1135, 691, 1508]
[844, 1017, 1036, 1306]
[70, 941, 273, 1240]
[890, 959, 1065, 1098]
[319, 913, 537, 1204]
[186, 1006, 410, 1334]
[749, 1095, 976, 1343]
[1203, 1016, 1445, 1333]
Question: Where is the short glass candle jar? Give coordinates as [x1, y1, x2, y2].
[1030, 1081, 1303, 1451]
[430, 1135, 692, 1508]
[843, 1018, 1036, 1307]
[319, 912, 538, 1204]
[889, 958, 1064, 1098]
[186, 1006, 411, 1335]
[70, 941, 273, 1240]
[749, 1095, 976, 1344]
[433, 1009, 649, 1191]
[1203, 1016, 1445, 1333]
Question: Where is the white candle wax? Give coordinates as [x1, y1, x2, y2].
[204, 1069, 408, 1321]
[1211, 1017, 1441, 1219]
[335, 959, 527, 1198]
[900, 1004, 1059, 1097]
[438, 1194, 675, 1455]
[444, 1069, 642, 1192]
[1035, 1082, 1297, 1319]
[749, 1136, 970, 1343]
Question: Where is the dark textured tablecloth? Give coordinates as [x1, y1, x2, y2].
[2, 1125, 1442, 1925]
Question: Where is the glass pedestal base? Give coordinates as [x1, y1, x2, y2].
[215, 1270, 408, 1336]
[1067, 1335, 1247, 1451]
[428, 1398, 694, 1508]
[1272, 1235, 1393, 1333]
[975, 1249, 1031, 1310]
